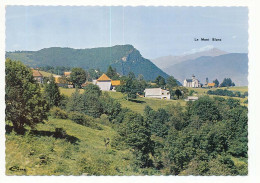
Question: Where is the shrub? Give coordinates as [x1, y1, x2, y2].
[68, 112, 86, 125]
[50, 107, 68, 119]
[99, 114, 110, 125]
[68, 111, 102, 130]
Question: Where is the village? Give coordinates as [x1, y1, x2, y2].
[31, 67, 232, 102]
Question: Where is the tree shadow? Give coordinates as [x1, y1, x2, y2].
[128, 99, 146, 104]
[30, 129, 80, 144]
[5, 125, 79, 144]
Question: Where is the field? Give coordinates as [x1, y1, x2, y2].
[39, 70, 59, 77]
[184, 86, 248, 105]
[187, 86, 248, 95]
[59, 87, 248, 113]
[60, 88, 186, 114]
[6, 118, 139, 175]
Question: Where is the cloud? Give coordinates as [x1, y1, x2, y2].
[232, 35, 237, 39]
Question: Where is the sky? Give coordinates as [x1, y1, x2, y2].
[5, 6, 248, 59]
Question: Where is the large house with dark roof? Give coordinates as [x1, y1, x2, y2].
[183, 75, 201, 88]
[93, 74, 120, 91]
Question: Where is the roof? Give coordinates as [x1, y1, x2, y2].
[97, 74, 111, 81]
[111, 80, 120, 86]
[185, 79, 192, 82]
[32, 69, 43, 77]
[64, 72, 71, 76]
[208, 83, 215, 87]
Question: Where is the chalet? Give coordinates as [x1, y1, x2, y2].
[144, 88, 170, 100]
[32, 69, 43, 84]
[183, 75, 201, 88]
[93, 74, 121, 91]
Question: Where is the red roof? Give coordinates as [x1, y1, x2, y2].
[32, 69, 43, 77]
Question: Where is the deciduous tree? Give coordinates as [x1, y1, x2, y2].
[5, 59, 49, 134]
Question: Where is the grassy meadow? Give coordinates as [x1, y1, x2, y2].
[59, 86, 248, 114]
[6, 117, 140, 175]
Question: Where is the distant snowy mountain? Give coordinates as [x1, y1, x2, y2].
[151, 47, 228, 70]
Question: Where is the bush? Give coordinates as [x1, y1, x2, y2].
[68, 111, 102, 130]
[68, 112, 87, 125]
[50, 107, 68, 119]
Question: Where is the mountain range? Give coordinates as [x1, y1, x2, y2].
[152, 48, 248, 86]
[6, 45, 169, 81]
[151, 47, 228, 70]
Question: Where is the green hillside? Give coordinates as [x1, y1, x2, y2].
[6, 118, 140, 175]
[6, 45, 169, 81]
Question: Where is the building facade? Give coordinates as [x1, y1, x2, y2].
[144, 88, 170, 99]
[93, 74, 120, 91]
[183, 75, 201, 88]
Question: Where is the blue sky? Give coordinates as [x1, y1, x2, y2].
[6, 6, 248, 59]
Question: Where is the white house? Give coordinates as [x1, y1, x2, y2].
[93, 74, 121, 91]
[183, 75, 201, 88]
[185, 96, 199, 101]
[144, 88, 170, 99]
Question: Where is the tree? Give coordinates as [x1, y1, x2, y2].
[84, 83, 102, 97]
[137, 74, 144, 81]
[116, 74, 137, 100]
[106, 65, 119, 80]
[44, 75, 61, 107]
[155, 75, 166, 88]
[5, 59, 49, 134]
[175, 89, 182, 99]
[70, 67, 86, 88]
[166, 76, 178, 89]
[66, 88, 83, 113]
[116, 112, 154, 167]
[188, 96, 221, 122]
[213, 79, 219, 87]
[220, 78, 235, 87]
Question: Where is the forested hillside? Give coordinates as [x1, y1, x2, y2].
[6, 45, 169, 81]
[5, 59, 248, 175]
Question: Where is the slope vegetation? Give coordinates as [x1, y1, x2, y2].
[6, 45, 169, 81]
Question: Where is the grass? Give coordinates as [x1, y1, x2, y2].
[59, 87, 248, 114]
[39, 70, 59, 77]
[59, 88, 84, 96]
[187, 86, 248, 95]
[6, 117, 137, 175]
[185, 86, 248, 106]
[59, 88, 186, 114]
[106, 91, 186, 114]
